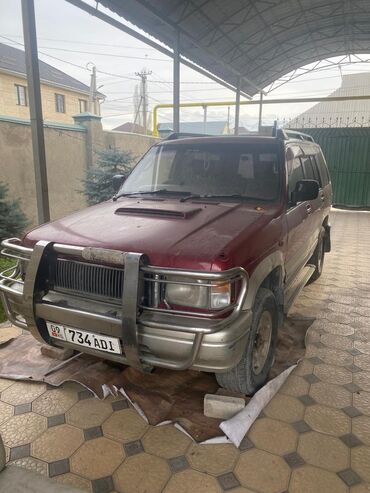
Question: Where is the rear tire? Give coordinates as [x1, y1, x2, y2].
[306, 227, 325, 284]
[216, 288, 278, 395]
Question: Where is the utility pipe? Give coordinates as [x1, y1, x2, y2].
[152, 94, 370, 136]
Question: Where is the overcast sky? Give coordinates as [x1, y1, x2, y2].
[1, 0, 370, 130]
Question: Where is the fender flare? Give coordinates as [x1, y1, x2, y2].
[243, 251, 285, 311]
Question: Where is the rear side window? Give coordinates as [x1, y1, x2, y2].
[300, 156, 320, 183]
[315, 151, 330, 186]
[287, 156, 304, 201]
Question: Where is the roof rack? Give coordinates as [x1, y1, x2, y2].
[277, 129, 315, 143]
[164, 132, 210, 140]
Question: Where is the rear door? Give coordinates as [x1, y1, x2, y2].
[285, 145, 315, 285]
[300, 152, 322, 253]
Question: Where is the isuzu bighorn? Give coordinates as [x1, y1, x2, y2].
[0, 130, 331, 394]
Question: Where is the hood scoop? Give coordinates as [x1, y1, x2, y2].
[115, 205, 202, 219]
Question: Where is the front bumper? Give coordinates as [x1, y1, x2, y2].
[0, 239, 251, 372]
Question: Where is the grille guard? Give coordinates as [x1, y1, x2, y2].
[0, 238, 248, 371]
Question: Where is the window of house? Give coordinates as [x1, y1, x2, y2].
[55, 93, 65, 113]
[79, 99, 87, 113]
[15, 84, 27, 106]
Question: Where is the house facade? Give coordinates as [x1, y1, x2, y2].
[0, 43, 102, 124]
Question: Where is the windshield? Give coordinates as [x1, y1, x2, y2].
[119, 142, 281, 201]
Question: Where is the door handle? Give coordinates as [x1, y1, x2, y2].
[306, 204, 312, 214]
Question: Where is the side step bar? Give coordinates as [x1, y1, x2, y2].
[284, 264, 315, 314]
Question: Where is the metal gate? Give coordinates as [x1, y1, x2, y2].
[296, 128, 370, 208]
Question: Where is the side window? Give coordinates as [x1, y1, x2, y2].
[316, 152, 330, 186]
[309, 155, 322, 186]
[300, 156, 316, 180]
[287, 156, 304, 203]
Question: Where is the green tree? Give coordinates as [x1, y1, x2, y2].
[82, 147, 134, 205]
[0, 182, 29, 242]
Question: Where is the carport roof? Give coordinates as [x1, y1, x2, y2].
[98, 0, 370, 96]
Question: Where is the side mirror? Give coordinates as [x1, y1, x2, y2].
[113, 174, 126, 192]
[292, 179, 319, 204]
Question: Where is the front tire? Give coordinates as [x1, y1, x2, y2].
[216, 288, 278, 395]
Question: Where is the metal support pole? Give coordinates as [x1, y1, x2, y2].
[173, 31, 180, 133]
[258, 91, 263, 133]
[234, 77, 241, 135]
[203, 105, 207, 133]
[21, 0, 50, 224]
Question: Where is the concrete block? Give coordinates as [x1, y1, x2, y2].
[204, 393, 246, 420]
[41, 345, 74, 361]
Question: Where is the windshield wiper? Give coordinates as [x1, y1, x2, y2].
[180, 193, 252, 202]
[114, 189, 192, 201]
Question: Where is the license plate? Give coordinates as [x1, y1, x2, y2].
[46, 322, 122, 354]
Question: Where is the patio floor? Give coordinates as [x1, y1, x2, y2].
[1, 209, 370, 493]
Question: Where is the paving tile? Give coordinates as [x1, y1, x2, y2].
[309, 382, 352, 408]
[303, 374, 320, 384]
[337, 468, 363, 487]
[92, 476, 114, 493]
[342, 405, 363, 418]
[313, 364, 353, 385]
[355, 354, 370, 372]
[235, 449, 290, 493]
[292, 420, 312, 434]
[66, 397, 113, 429]
[49, 458, 70, 477]
[290, 465, 348, 493]
[281, 375, 310, 397]
[346, 364, 362, 373]
[217, 472, 240, 490]
[14, 402, 32, 415]
[293, 359, 314, 376]
[47, 414, 65, 428]
[10, 456, 48, 477]
[264, 394, 305, 423]
[354, 392, 370, 417]
[355, 340, 370, 355]
[305, 405, 350, 436]
[168, 455, 189, 473]
[297, 431, 349, 472]
[123, 440, 144, 456]
[307, 356, 324, 365]
[111, 399, 128, 411]
[9, 443, 30, 461]
[0, 379, 14, 393]
[238, 436, 254, 451]
[102, 409, 148, 443]
[0, 412, 47, 447]
[84, 426, 103, 441]
[316, 347, 354, 366]
[78, 389, 94, 400]
[187, 443, 239, 475]
[348, 348, 363, 356]
[71, 437, 124, 480]
[298, 394, 316, 406]
[32, 424, 84, 462]
[340, 433, 363, 448]
[353, 372, 370, 392]
[54, 473, 91, 492]
[248, 418, 298, 455]
[352, 416, 370, 446]
[142, 425, 191, 459]
[33, 386, 78, 417]
[343, 382, 362, 393]
[0, 401, 13, 425]
[284, 451, 305, 468]
[114, 452, 170, 493]
[1, 382, 46, 406]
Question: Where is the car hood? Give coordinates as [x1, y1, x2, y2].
[24, 198, 279, 270]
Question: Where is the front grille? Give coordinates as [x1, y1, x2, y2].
[52, 258, 124, 301]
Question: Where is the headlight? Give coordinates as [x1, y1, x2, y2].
[165, 277, 231, 310]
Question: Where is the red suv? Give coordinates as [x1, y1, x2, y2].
[0, 130, 331, 394]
